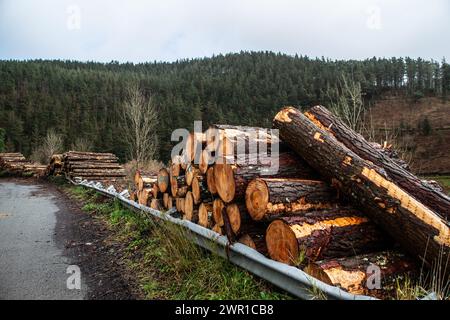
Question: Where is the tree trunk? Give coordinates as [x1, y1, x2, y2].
[304, 251, 417, 298]
[225, 203, 250, 236]
[266, 208, 389, 265]
[185, 164, 200, 186]
[273, 106, 450, 270]
[214, 151, 318, 203]
[305, 105, 450, 220]
[198, 202, 214, 228]
[212, 198, 225, 227]
[246, 178, 338, 221]
[170, 175, 188, 198]
[192, 174, 212, 204]
[206, 167, 218, 195]
[157, 168, 170, 193]
[183, 191, 199, 222]
[150, 199, 163, 211]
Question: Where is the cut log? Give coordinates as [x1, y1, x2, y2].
[139, 188, 152, 206]
[304, 251, 417, 297]
[246, 178, 337, 221]
[175, 198, 185, 213]
[183, 191, 198, 222]
[212, 224, 224, 235]
[214, 152, 318, 203]
[185, 164, 200, 186]
[170, 175, 188, 198]
[225, 203, 249, 235]
[166, 196, 173, 210]
[206, 167, 218, 195]
[138, 175, 157, 192]
[192, 174, 211, 205]
[238, 231, 268, 256]
[273, 106, 450, 270]
[150, 199, 163, 211]
[151, 183, 160, 199]
[305, 105, 450, 220]
[157, 168, 170, 193]
[198, 202, 214, 228]
[266, 209, 389, 265]
[163, 193, 170, 209]
[213, 198, 225, 227]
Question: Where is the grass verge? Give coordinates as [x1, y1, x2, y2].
[63, 184, 291, 300]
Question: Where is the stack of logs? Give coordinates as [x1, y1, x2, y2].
[60, 151, 127, 188]
[0, 153, 47, 177]
[131, 110, 450, 298]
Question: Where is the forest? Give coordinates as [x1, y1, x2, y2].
[1, 51, 449, 162]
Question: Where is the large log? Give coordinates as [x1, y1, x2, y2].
[245, 178, 338, 221]
[214, 152, 318, 203]
[198, 202, 214, 228]
[266, 209, 389, 265]
[304, 251, 417, 297]
[212, 198, 225, 227]
[183, 191, 199, 222]
[206, 167, 218, 195]
[170, 175, 188, 198]
[305, 105, 450, 220]
[157, 168, 170, 193]
[273, 106, 450, 270]
[192, 174, 211, 204]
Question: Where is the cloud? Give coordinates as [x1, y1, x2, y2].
[0, 0, 448, 62]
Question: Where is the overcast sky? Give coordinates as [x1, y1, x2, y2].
[0, 0, 448, 63]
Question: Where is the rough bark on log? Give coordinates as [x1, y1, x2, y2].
[266, 208, 389, 265]
[273, 106, 450, 270]
[246, 178, 338, 221]
[305, 105, 450, 220]
[214, 152, 318, 203]
[304, 251, 417, 297]
[157, 168, 170, 193]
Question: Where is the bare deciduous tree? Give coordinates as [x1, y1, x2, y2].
[121, 84, 158, 169]
[70, 137, 93, 152]
[31, 129, 63, 164]
[326, 74, 366, 134]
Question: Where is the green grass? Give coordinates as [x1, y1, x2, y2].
[64, 184, 291, 300]
[424, 175, 450, 195]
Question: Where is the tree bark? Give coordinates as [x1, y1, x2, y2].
[305, 105, 450, 220]
[273, 106, 450, 270]
[304, 251, 417, 298]
[266, 208, 389, 265]
[246, 178, 338, 221]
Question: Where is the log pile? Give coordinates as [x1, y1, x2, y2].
[0, 153, 47, 177]
[130, 111, 449, 298]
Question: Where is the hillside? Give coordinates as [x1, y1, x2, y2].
[0, 52, 449, 172]
[370, 95, 450, 174]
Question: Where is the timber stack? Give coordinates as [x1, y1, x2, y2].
[60, 151, 127, 188]
[0, 153, 47, 177]
[129, 107, 450, 298]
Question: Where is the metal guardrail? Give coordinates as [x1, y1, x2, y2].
[75, 179, 378, 300]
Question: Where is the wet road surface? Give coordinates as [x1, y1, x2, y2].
[0, 180, 87, 300]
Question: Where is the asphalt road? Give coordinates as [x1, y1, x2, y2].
[0, 180, 87, 300]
